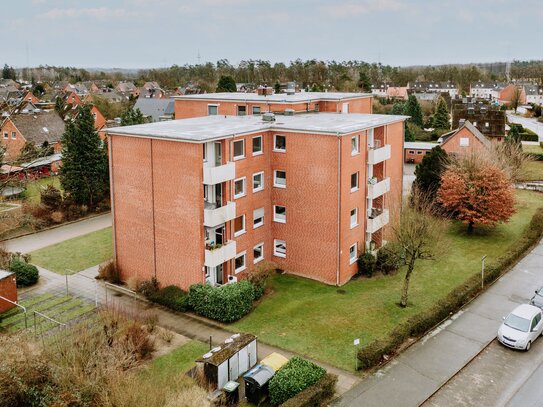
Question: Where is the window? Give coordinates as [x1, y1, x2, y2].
[237, 105, 246, 116]
[252, 106, 261, 115]
[10, 132, 16, 140]
[485, 122, 489, 128]
[208, 104, 218, 115]
[351, 135, 360, 155]
[253, 172, 264, 192]
[233, 139, 245, 160]
[274, 239, 286, 258]
[350, 208, 358, 228]
[349, 243, 357, 265]
[274, 135, 286, 152]
[203, 144, 207, 162]
[274, 205, 286, 223]
[252, 136, 263, 155]
[253, 243, 264, 264]
[408, 150, 415, 154]
[274, 170, 286, 188]
[234, 177, 246, 199]
[235, 252, 246, 273]
[417, 151, 423, 155]
[234, 215, 246, 237]
[253, 207, 264, 229]
[3, 132, 7, 139]
[350, 172, 359, 192]
[460, 137, 470, 147]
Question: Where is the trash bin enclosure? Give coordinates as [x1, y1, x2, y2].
[0, 270, 17, 314]
[197, 333, 258, 390]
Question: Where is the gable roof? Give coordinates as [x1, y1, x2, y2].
[440, 120, 491, 148]
[134, 98, 174, 122]
[10, 112, 65, 146]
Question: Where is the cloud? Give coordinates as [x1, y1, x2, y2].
[320, 0, 406, 17]
[43, 7, 131, 19]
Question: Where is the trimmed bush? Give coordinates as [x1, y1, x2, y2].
[10, 258, 39, 287]
[148, 285, 189, 312]
[269, 357, 326, 405]
[188, 281, 255, 322]
[358, 207, 543, 370]
[376, 243, 404, 275]
[357, 252, 376, 277]
[280, 373, 337, 407]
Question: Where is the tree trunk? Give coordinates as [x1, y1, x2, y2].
[467, 221, 474, 234]
[400, 255, 416, 308]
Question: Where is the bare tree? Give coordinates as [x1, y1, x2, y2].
[511, 86, 523, 112]
[484, 140, 533, 183]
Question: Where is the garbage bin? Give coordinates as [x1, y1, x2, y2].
[223, 381, 240, 406]
[243, 364, 275, 405]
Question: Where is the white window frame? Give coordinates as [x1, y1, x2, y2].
[233, 139, 245, 161]
[273, 170, 286, 188]
[350, 172, 359, 192]
[274, 239, 286, 258]
[351, 135, 360, 155]
[253, 207, 264, 229]
[3, 132, 8, 139]
[460, 137, 470, 147]
[234, 177, 246, 199]
[252, 135, 263, 156]
[252, 171, 264, 192]
[207, 104, 218, 115]
[235, 251, 247, 273]
[252, 106, 261, 115]
[273, 134, 286, 152]
[273, 205, 286, 223]
[350, 208, 358, 229]
[233, 214, 246, 237]
[349, 243, 357, 265]
[11, 131, 16, 140]
[253, 242, 264, 264]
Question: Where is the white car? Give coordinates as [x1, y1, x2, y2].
[497, 304, 543, 351]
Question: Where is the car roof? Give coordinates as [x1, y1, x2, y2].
[512, 304, 541, 319]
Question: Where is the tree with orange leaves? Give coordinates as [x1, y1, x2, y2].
[437, 155, 515, 233]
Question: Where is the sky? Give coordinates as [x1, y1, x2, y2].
[4, 0, 543, 69]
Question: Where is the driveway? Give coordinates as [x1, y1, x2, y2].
[507, 113, 543, 141]
[403, 163, 416, 196]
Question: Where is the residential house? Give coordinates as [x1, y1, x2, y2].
[438, 120, 491, 156]
[409, 81, 459, 98]
[404, 142, 438, 164]
[116, 81, 139, 98]
[524, 85, 543, 106]
[494, 84, 526, 106]
[106, 111, 406, 290]
[451, 97, 506, 141]
[371, 83, 389, 98]
[470, 81, 502, 100]
[386, 86, 409, 100]
[133, 98, 175, 122]
[139, 81, 165, 99]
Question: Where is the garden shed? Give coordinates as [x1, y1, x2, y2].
[0, 270, 17, 313]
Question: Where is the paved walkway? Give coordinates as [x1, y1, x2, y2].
[334, 239, 543, 407]
[3, 213, 112, 253]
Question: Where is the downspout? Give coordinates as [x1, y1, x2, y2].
[336, 133, 341, 286]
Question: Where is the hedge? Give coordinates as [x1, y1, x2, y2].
[10, 259, 39, 287]
[280, 373, 337, 407]
[520, 133, 539, 142]
[148, 285, 189, 312]
[187, 281, 255, 322]
[358, 207, 543, 370]
[269, 357, 326, 405]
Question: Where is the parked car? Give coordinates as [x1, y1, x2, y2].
[497, 304, 543, 351]
[530, 287, 543, 309]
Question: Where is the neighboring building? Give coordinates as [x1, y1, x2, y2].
[0, 270, 17, 314]
[174, 91, 373, 119]
[139, 82, 165, 99]
[0, 111, 65, 159]
[494, 84, 526, 106]
[404, 142, 437, 164]
[116, 81, 139, 98]
[386, 86, 409, 100]
[409, 81, 459, 98]
[64, 91, 83, 106]
[371, 83, 388, 98]
[524, 85, 543, 106]
[133, 98, 175, 122]
[451, 97, 506, 141]
[470, 81, 502, 100]
[438, 120, 491, 156]
[107, 112, 406, 289]
[95, 89, 127, 103]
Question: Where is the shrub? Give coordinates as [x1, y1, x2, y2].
[376, 243, 404, 275]
[23, 203, 51, 222]
[50, 211, 64, 223]
[10, 258, 39, 287]
[123, 322, 155, 361]
[280, 373, 337, 407]
[148, 285, 189, 312]
[269, 357, 326, 405]
[188, 281, 255, 322]
[357, 252, 376, 277]
[40, 185, 62, 211]
[246, 261, 276, 299]
[97, 259, 120, 284]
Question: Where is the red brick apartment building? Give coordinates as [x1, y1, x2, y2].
[108, 104, 407, 290]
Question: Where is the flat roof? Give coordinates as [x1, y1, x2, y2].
[404, 142, 439, 150]
[0, 270, 14, 280]
[173, 91, 372, 103]
[107, 113, 408, 143]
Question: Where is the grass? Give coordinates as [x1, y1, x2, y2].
[23, 176, 61, 204]
[521, 161, 543, 181]
[231, 190, 543, 371]
[146, 340, 209, 378]
[30, 227, 113, 274]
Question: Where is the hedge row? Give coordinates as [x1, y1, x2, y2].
[269, 357, 326, 405]
[280, 373, 337, 407]
[358, 207, 543, 370]
[10, 259, 39, 287]
[187, 281, 255, 322]
[147, 285, 189, 312]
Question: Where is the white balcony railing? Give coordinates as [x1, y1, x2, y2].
[366, 209, 389, 234]
[204, 241, 237, 268]
[203, 201, 236, 228]
[367, 177, 391, 200]
[368, 144, 391, 165]
[203, 162, 235, 185]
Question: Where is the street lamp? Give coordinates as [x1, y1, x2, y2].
[481, 255, 487, 289]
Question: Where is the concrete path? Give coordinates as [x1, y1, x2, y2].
[334, 239, 543, 407]
[2, 213, 112, 253]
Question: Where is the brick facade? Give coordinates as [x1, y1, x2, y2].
[0, 272, 17, 313]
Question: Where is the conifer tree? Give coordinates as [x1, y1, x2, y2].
[216, 75, 236, 92]
[120, 107, 146, 126]
[403, 95, 423, 127]
[432, 97, 450, 130]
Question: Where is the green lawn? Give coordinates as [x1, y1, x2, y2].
[23, 176, 62, 204]
[522, 144, 543, 181]
[30, 227, 113, 274]
[232, 190, 543, 370]
[523, 144, 543, 155]
[146, 340, 209, 377]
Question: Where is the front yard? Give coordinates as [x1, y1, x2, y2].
[232, 190, 543, 370]
[522, 144, 543, 181]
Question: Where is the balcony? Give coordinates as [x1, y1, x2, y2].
[367, 177, 391, 200]
[204, 241, 237, 268]
[368, 144, 391, 165]
[366, 208, 389, 234]
[204, 201, 236, 228]
[203, 162, 235, 185]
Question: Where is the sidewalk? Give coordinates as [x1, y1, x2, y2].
[334, 240, 543, 406]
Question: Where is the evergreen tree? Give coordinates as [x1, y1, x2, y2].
[404, 122, 414, 142]
[2, 64, 16, 80]
[55, 96, 65, 114]
[506, 124, 521, 143]
[216, 75, 236, 92]
[413, 146, 448, 202]
[390, 102, 405, 115]
[121, 107, 146, 126]
[274, 82, 281, 94]
[432, 97, 450, 130]
[403, 95, 423, 127]
[358, 70, 372, 92]
[60, 105, 109, 208]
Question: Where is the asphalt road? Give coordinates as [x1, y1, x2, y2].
[507, 113, 543, 141]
